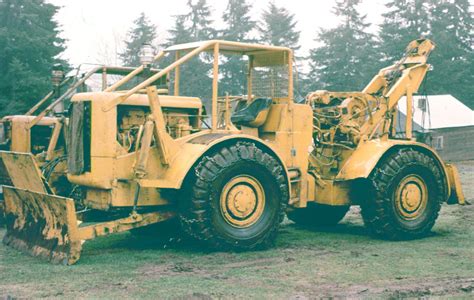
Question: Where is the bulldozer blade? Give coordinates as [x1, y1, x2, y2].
[2, 186, 82, 265]
[0, 151, 47, 193]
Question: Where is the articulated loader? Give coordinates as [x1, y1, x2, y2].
[0, 39, 465, 265]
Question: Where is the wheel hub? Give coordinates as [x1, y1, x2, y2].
[227, 185, 256, 218]
[395, 175, 428, 220]
[402, 183, 422, 210]
[220, 175, 265, 228]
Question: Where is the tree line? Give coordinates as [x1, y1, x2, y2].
[0, 0, 472, 117]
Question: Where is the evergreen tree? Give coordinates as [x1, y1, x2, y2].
[256, 3, 300, 99]
[221, 0, 255, 42]
[428, 0, 473, 108]
[378, 0, 473, 108]
[120, 13, 158, 67]
[0, 0, 67, 115]
[378, 0, 432, 64]
[165, 0, 215, 104]
[186, 0, 215, 41]
[258, 2, 300, 49]
[167, 15, 192, 45]
[308, 0, 379, 92]
[220, 0, 256, 95]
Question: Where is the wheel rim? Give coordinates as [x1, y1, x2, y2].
[220, 175, 265, 228]
[394, 174, 428, 220]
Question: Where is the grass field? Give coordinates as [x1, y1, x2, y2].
[0, 161, 473, 299]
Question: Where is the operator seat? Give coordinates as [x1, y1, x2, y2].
[231, 98, 272, 127]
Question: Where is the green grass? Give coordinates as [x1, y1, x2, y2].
[1, 204, 473, 299]
[1, 161, 473, 298]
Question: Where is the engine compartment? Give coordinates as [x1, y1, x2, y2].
[116, 102, 203, 152]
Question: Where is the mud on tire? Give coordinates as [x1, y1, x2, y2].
[360, 148, 445, 240]
[179, 141, 288, 250]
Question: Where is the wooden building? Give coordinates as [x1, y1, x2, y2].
[396, 95, 474, 161]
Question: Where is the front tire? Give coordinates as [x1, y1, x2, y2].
[179, 142, 288, 250]
[360, 148, 445, 240]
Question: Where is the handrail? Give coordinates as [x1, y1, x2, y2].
[27, 66, 103, 129]
[104, 66, 145, 92]
[104, 52, 168, 93]
[26, 65, 165, 129]
[102, 41, 214, 111]
[25, 76, 74, 116]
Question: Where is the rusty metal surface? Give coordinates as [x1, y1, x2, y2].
[0, 152, 46, 193]
[0, 155, 12, 186]
[2, 186, 82, 265]
[77, 211, 175, 241]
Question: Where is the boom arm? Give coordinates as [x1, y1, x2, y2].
[307, 39, 435, 145]
[360, 39, 434, 139]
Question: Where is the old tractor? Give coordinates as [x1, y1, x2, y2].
[0, 65, 169, 183]
[0, 64, 172, 199]
[0, 39, 465, 264]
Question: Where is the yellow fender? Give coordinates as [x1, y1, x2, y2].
[143, 132, 291, 191]
[336, 139, 464, 204]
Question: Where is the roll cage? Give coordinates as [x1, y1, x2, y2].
[102, 40, 294, 131]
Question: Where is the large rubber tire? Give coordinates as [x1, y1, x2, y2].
[287, 203, 349, 227]
[179, 142, 288, 250]
[360, 148, 445, 240]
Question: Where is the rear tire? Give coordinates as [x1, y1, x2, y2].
[287, 203, 349, 226]
[179, 142, 288, 250]
[360, 148, 445, 240]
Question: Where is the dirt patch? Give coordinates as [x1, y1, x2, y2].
[292, 277, 474, 298]
[1, 160, 473, 299]
[140, 261, 210, 278]
[139, 256, 293, 280]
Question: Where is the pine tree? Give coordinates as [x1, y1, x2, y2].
[165, 0, 215, 103]
[256, 3, 300, 99]
[378, 0, 432, 64]
[308, 0, 379, 92]
[427, 0, 473, 108]
[221, 0, 255, 42]
[378, 0, 473, 108]
[186, 0, 215, 41]
[220, 0, 256, 95]
[167, 15, 192, 45]
[120, 13, 158, 67]
[258, 2, 300, 49]
[0, 0, 68, 115]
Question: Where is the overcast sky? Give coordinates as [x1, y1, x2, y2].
[49, 0, 388, 66]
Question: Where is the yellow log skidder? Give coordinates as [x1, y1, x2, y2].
[0, 39, 465, 265]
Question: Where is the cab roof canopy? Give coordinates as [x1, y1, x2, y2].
[164, 40, 292, 67]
